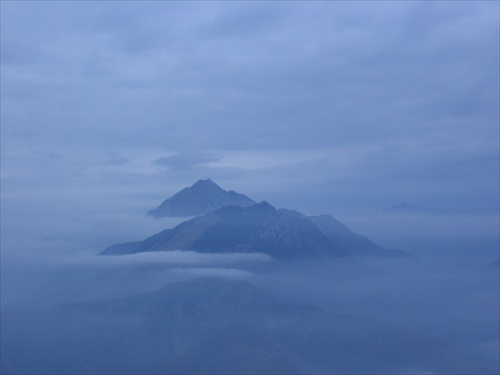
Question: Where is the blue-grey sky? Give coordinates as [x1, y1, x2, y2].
[1, 1, 499, 221]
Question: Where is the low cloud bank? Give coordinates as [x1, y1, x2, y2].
[1, 249, 273, 311]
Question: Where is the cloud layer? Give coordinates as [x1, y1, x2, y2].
[1, 1, 499, 217]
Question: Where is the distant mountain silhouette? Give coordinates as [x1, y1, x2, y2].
[1, 277, 490, 374]
[148, 179, 256, 217]
[103, 201, 406, 259]
[483, 259, 500, 274]
[385, 203, 499, 216]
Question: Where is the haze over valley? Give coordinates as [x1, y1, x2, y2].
[2, 180, 499, 373]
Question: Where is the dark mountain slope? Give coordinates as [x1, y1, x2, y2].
[103, 202, 349, 260]
[1, 277, 491, 374]
[148, 179, 256, 217]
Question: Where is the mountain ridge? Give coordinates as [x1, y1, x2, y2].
[104, 201, 349, 259]
[103, 199, 407, 259]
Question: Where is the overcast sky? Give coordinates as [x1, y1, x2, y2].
[1, 1, 499, 221]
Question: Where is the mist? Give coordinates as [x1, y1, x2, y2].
[2, 200, 498, 373]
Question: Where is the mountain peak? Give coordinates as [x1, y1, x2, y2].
[192, 178, 219, 189]
[148, 179, 256, 218]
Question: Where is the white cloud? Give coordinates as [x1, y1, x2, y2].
[171, 267, 255, 280]
[73, 250, 274, 268]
